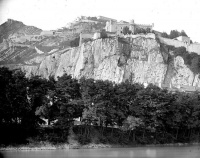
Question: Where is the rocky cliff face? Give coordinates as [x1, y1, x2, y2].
[3, 36, 200, 89]
[17, 37, 166, 85]
[171, 56, 200, 87]
[1, 19, 200, 90]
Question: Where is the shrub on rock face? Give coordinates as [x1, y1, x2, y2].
[135, 28, 151, 35]
[100, 29, 107, 38]
[122, 26, 132, 35]
[173, 47, 200, 73]
[161, 32, 169, 38]
[173, 47, 187, 56]
[70, 37, 80, 47]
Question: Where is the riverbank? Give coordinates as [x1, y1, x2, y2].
[1, 142, 200, 151]
[0, 143, 112, 151]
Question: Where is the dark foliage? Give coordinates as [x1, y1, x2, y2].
[1, 68, 200, 146]
[122, 26, 132, 35]
[161, 32, 169, 38]
[70, 37, 80, 47]
[100, 29, 108, 38]
[173, 47, 200, 73]
[161, 30, 188, 39]
[135, 28, 151, 34]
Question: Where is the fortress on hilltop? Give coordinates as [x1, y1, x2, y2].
[105, 19, 154, 36]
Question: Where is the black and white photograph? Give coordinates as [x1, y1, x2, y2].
[0, 0, 200, 157]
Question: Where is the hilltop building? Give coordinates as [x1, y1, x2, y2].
[97, 16, 117, 22]
[105, 19, 154, 36]
[40, 30, 55, 36]
[174, 36, 190, 45]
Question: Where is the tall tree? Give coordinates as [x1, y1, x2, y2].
[161, 32, 169, 38]
[54, 74, 83, 129]
[80, 77, 99, 125]
[35, 76, 58, 125]
[123, 26, 131, 35]
[169, 30, 180, 39]
[180, 30, 188, 37]
[114, 81, 143, 126]
[27, 75, 50, 126]
[0, 68, 29, 125]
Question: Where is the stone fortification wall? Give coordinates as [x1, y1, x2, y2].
[79, 33, 94, 46]
[188, 44, 200, 54]
[135, 24, 153, 30]
[159, 37, 200, 54]
[124, 33, 155, 39]
[158, 37, 187, 48]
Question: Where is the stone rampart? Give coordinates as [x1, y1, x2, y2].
[159, 37, 200, 55]
[158, 37, 187, 48]
[188, 44, 200, 54]
[79, 33, 94, 46]
[124, 33, 155, 39]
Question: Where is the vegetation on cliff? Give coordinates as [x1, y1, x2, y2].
[162, 44, 200, 74]
[156, 34, 200, 75]
[1, 67, 200, 147]
[161, 30, 188, 39]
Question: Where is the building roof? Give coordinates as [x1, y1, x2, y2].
[119, 20, 129, 23]
[97, 16, 117, 22]
[175, 36, 190, 40]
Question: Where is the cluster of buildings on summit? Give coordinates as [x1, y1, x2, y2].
[74, 16, 154, 36]
[6, 16, 194, 48]
[104, 18, 153, 36]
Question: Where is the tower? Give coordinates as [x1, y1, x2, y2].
[130, 19, 134, 24]
[129, 19, 135, 34]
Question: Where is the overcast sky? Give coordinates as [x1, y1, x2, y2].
[0, 0, 200, 42]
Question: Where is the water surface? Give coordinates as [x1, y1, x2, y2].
[2, 145, 200, 158]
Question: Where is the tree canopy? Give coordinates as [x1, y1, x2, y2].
[161, 30, 188, 39]
[1, 67, 200, 145]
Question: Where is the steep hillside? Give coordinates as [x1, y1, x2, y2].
[5, 35, 199, 90]
[0, 19, 42, 43]
[0, 36, 182, 86]
[1, 18, 200, 91]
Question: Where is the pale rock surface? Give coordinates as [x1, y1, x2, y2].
[19, 36, 200, 88]
[172, 56, 195, 86]
[35, 46, 44, 54]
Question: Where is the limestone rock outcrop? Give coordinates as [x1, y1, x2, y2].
[7, 36, 200, 89]
[19, 37, 167, 86]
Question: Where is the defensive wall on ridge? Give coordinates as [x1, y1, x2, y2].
[124, 33, 155, 39]
[158, 37, 200, 55]
[79, 33, 94, 46]
[187, 44, 200, 54]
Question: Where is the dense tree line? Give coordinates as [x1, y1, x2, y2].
[122, 27, 151, 35]
[161, 30, 188, 39]
[1, 67, 200, 146]
[135, 27, 151, 34]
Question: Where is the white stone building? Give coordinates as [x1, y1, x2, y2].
[40, 31, 55, 36]
[175, 36, 190, 45]
[105, 19, 154, 36]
